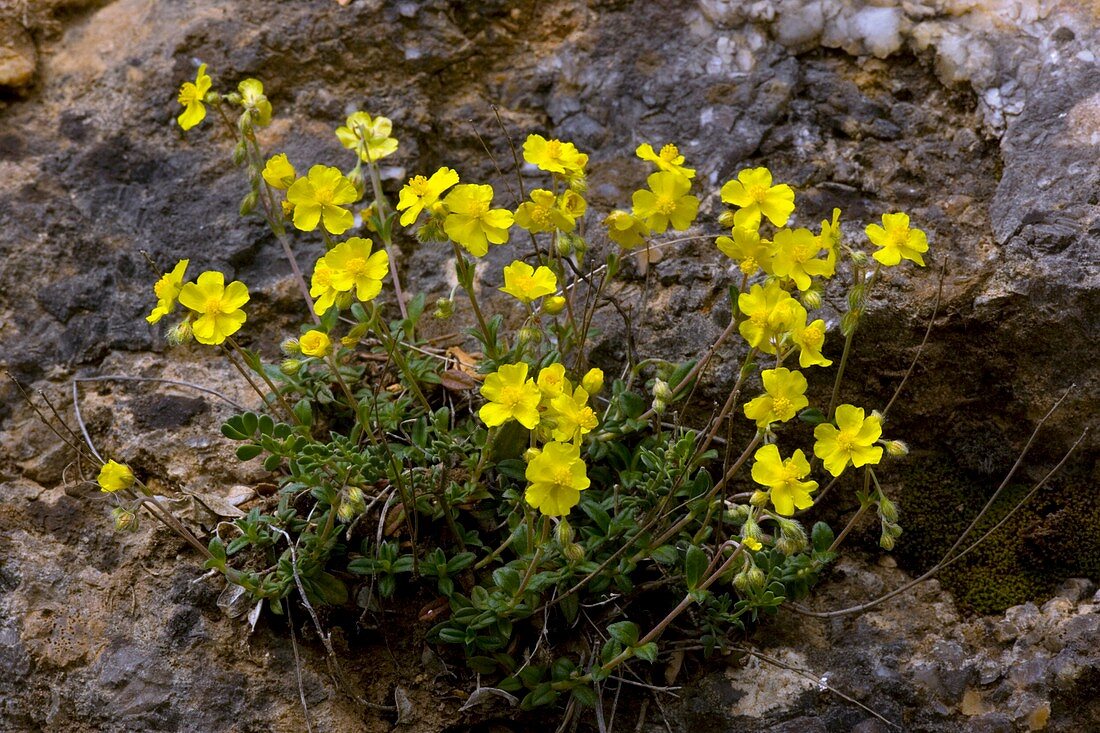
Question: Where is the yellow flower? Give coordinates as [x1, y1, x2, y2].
[335, 111, 398, 163]
[299, 330, 332, 358]
[790, 312, 831, 368]
[632, 171, 699, 233]
[146, 259, 189, 324]
[817, 207, 841, 270]
[310, 260, 341, 315]
[479, 363, 542, 429]
[742, 536, 763, 552]
[98, 460, 134, 493]
[603, 209, 649, 249]
[524, 441, 590, 517]
[770, 227, 834, 291]
[750, 444, 818, 516]
[537, 363, 572, 401]
[813, 404, 884, 477]
[560, 190, 587, 220]
[177, 63, 212, 131]
[500, 260, 557, 303]
[178, 271, 249, 345]
[717, 217, 772, 276]
[636, 142, 695, 179]
[743, 368, 809, 428]
[515, 189, 578, 233]
[396, 167, 459, 227]
[522, 134, 588, 176]
[238, 78, 271, 126]
[262, 154, 296, 190]
[720, 167, 795, 227]
[325, 237, 390, 302]
[865, 212, 928, 266]
[550, 387, 599, 443]
[286, 165, 358, 234]
[737, 281, 804, 354]
[442, 184, 513, 257]
[581, 367, 604, 395]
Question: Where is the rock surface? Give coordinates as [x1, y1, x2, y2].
[0, 0, 1097, 731]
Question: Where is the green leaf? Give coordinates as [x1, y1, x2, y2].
[240, 412, 259, 437]
[684, 544, 708, 590]
[633, 642, 658, 663]
[650, 545, 680, 565]
[293, 399, 313, 427]
[235, 444, 264, 462]
[310, 572, 348, 605]
[799, 407, 827, 425]
[560, 593, 579, 625]
[607, 621, 639, 647]
[520, 683, 558, 710]
[493, 567, 521, 596]
[207, 537, 226, 563]
[263, 454, 282, 472]
[570, 683, 597, 708]
[811, 522, 835, 553]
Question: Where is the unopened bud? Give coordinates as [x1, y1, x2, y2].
[776, 537, 802, 556]
[281, 338, 301, 356]
[556, 518, 575, 547]
[240, 191, 259, 216]
[741, 515, 764, 542]
[651, 398, 667, 416]
[112, 507, 139, 532]
[523, 447, 541, 463]
[555, 234, 574, 257]
[777, 517, 807, 547]
[335, 292, 354, 310]
[237, 113, 252, 135]
[717, 210, 738, 229]
[433, 298, 454, 320]
[166, 320, 193, 346]
[749, 490, 770, 508]
[336, 501, 357, 523]
[564, 542, 585, 563]
[725, 504, 751, 523]
[347, 486, 364, 504]
[348, 167, 367, 200]
[581, 368, 604, 396]
[567, 174, 588, 194]
[232, 141, 248, 166]
[543, 295, 567, 315]
[518, 327, 542, 346]
[417, 217, 447, 243]
[884, 440, 909, 457]
[801, 287, 823, 310]
[849, 249, 869, 265]
[876, 495, 897, 524]
[879, 531, 896, 551]
[280, 359, 302, 376]
[734, 565, 766, 592]
[652, 378, 673, 403]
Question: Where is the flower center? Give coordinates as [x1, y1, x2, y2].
[888, 228, 909, 248]
[836, 429, 857, 452]
[544, 140, 562, 160]
[345, 257, 369, 277]
[739, 257, 757, 275]
[655, 195, 678, 216]
[178, 84, 200, 105]
[313, 184, 335, 206]
[409, 175, 431, 196]
[791, 244, 810, 263]
[802, 324, 824, 348]
[531, 204, 553, 227]
[514, 274, 536, 293]
[552, 466, 573, 488]
[748, 185, 769, 204]
[577, 407, 598, 431]
[771, 396, 791, 415]
[659, 144, 679, 161]
[154, 278, 172, 298]
[470, 198, 490, 217]
[500, 385, 525, 409]
[203, 296, 224, 316]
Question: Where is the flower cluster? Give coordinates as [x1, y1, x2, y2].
[145, 260, 250, 346]
[602, 142, 700, 249]
[310, 237, 390, 314]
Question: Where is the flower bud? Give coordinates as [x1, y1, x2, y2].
[555, 234, 574, 257]
[777, 517, 807, 545]
[232, 141, 248, 166]
[717, 210, 738, 229]
[564, 542, 586, 563]
[335, 292, 354, 310]
[734, 565, 766, 592]
[800, 287, 823, 310]
[749, 490, 770, 508]
[166, 320, 193, 345]
[567, 174, 588, 194]
[281, 199, 295, 219]
[523, 447, 541, 463]
[884, 440, 909, 457]
[741, 514, 764, 542]
[776, 537, 802, 556]
[725, 504, 751, 523]
[651, 398, 667, 416]
[348, 166, 367, 200]
[417, 218, 447, 243]
[336, 500, 357, 523]
[543, 295, 567, 315]
[556, 518, 575, 547]
[239, 191, 259, 216]
[849, 249, 869, 266]
[878, 496, 899, 523]
[281, 338, 301, 356]
[652, 378, 673, 403]
[280, 359, 302, 376]
[347, 486, 364, 505]
[433, 298, 454, 320]
[237, 112, 253, 135]
[879, 531, 896, 551]
[581, 368, 604, 396]
[112, 507, 140, 532]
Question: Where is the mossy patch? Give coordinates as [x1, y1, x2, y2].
[890, 457, 1096, 615]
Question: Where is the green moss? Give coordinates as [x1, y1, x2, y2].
[890, 459, 1067, 615]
